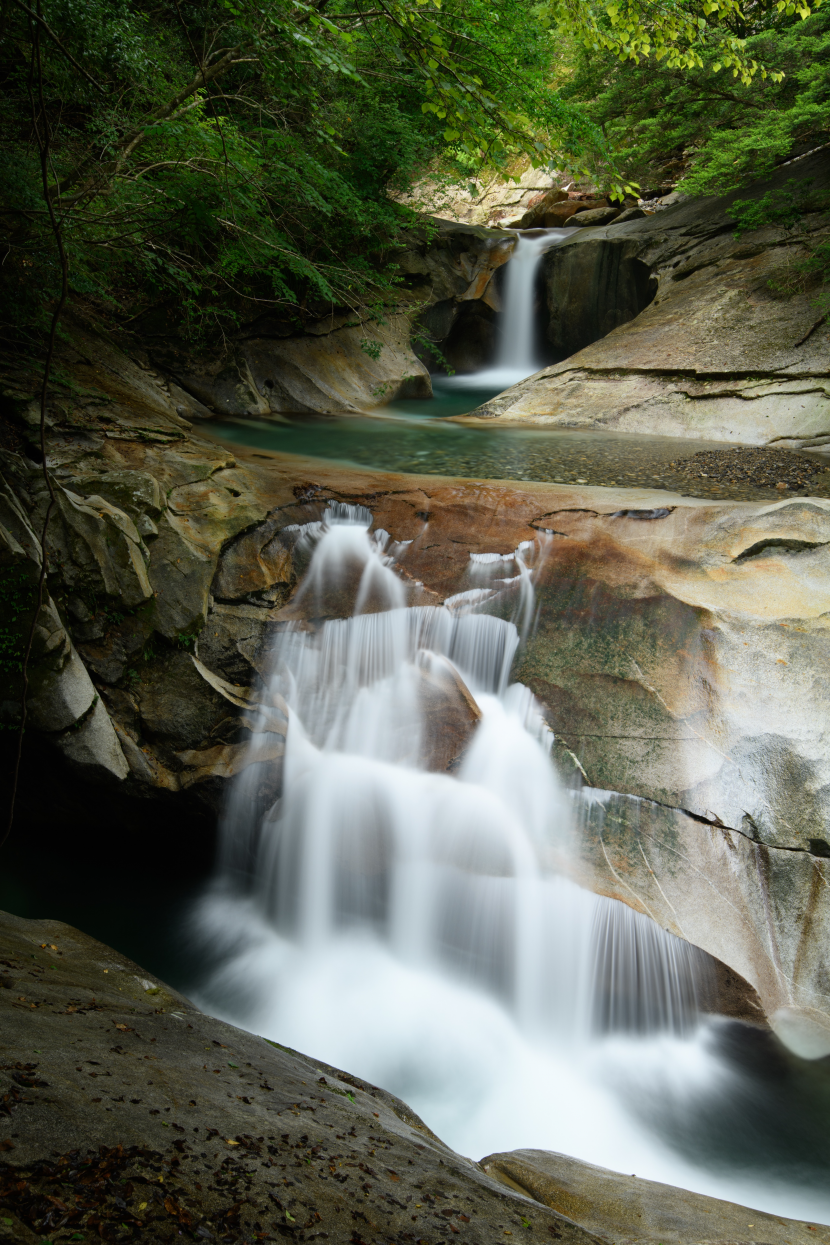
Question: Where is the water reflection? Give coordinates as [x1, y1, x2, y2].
[205, 379, 830, 502]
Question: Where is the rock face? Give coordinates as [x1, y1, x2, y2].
[0, 910, 596, 1245]
[481, 1150, 829, 1245]
[564, 790, 830, 1059]
[541, 237, 657, 359]
[465, 149, 830, 447]
[142, 216, 518, 413]
[394, 161, 568, 227]
[401, 219, 516, 373]
[2, 911, 827, 1245]
[564, 206, 620, 228]
[155, 312, 433, 418]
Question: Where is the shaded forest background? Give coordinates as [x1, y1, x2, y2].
[0, 0, 828, 351]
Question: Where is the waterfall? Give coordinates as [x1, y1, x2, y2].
[195, 505, 709, 1055]
[445, 228, 570, 390]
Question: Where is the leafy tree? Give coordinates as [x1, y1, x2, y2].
[0, 0, 823, 348]
[559, 2, 829, 194]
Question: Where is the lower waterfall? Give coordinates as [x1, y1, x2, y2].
[188, 505, 830, 1223]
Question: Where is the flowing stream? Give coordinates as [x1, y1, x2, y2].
[189, 505, 830, 1224]
[443, 228, 569, 391]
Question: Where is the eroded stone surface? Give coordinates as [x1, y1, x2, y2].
[462, 149, 830, 445]
[3, 308, 830, 1053]
[3, 911, 825, 1245]
[481, 1149, 830, 1245]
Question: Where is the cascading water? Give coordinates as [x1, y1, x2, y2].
[186, 503, 830, 1223]
[445, 229, 569, 390]
[205, 503, 705, 1039]
[187, 505, 830, 1223]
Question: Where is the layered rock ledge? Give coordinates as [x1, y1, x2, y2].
[460, 149, 830, 448]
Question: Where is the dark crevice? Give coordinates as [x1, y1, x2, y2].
[610, 507, 674, 520]
[793, 317, 828, 349]
[678, 805, 825, 856]
[733, 537, 829, 563]
[550, 366, 830, 381]
[592, 789, 823, 858]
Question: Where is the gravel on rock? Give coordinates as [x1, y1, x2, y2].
[671, 447, 829, 492]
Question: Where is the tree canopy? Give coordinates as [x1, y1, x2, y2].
[0, 0, 825, 346]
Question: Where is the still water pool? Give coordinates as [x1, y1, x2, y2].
[204, 379, 830, 502]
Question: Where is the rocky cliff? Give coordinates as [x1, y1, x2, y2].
[111, 218, 514, 420]
[463, 148, 830, 448]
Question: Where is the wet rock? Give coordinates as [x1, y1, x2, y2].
[481, 1149, 828, 1245]
[75, 612, 152, 685]
[540, 236, 657, 359]
[465, 147, 830, 440]
[564, 788, 830, 1056]
[565, 206, 620, 227]
[417, 651, 481, 771]
[137, 650, 233, 750]
[158, 314, 431, 416]
[46, 486, 153, 610]
[0, 910, 599, 1245]
[612, 206, 646, 223]
[212, 516, 295, 601]
[67, 469, 164, 519]
[57, 696, 130, 782]
[405, 221, 515, 373]
[540, 202, 581, 226]
[147, 517, 216, 639]
[518, 187, 569, 229]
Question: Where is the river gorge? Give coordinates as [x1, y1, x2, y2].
[1, 148, 830, 1245]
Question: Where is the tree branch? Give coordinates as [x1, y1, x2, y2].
[49, 38, 257, 201]
[11, 0, 107, 92]
[4, 5, 69, 848]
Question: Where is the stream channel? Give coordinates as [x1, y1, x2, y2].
[6, 229, 830, 1228]
[205, 229, 830, 501]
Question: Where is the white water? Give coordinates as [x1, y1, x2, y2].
[443, 229, 570, 390]
[190, 505, 830, 1225]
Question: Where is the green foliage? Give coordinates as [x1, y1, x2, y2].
[729, 176, 827, 232]
[3, 0, 813, 350]
[360, 338, 383, 361]
[560, 5, 830, 196]
[0, 564, 37, 679]
[0, 563, 37, 730]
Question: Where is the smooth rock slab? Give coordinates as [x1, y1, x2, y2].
[0, 911, 595, 1245]
[2, 911, 826, 1245]
[482, 1150, 830, 1245]
[462, 149, 830, 444]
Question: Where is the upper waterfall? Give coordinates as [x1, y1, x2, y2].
[445, 228, 570, 390]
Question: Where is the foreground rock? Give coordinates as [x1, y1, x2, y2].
[0, 911, 591, 1244]
[2, 911, 827, 1245]
[463, 149, 830, 447]
[481, 1151, 828, 1245]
